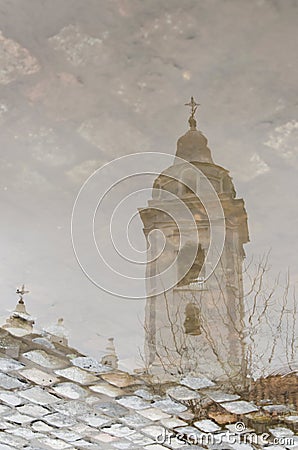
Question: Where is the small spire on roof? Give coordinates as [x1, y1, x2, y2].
[184, 96, 200, 130]
[16, 284, 29, 303]
[101, 337, 118, 369]
[106, 337, 116, 354]
[2, 285, 34, 336]
[43, 317, 69, 346]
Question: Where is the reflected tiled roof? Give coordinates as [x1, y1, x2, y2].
[0, 326, 297, 450]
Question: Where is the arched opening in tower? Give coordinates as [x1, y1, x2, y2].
[177, 243, 205, 287]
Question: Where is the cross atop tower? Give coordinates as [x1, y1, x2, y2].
[184, 96, 200, 130]
[16, 284, 29, 302]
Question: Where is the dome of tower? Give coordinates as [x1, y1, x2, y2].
[176, 128, 214, 164]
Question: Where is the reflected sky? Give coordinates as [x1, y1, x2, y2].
[0, 0, 297, 370]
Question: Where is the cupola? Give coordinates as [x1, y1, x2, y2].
[175, 96, 214, 164]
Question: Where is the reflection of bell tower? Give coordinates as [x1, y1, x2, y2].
[139, 98, 249, 383]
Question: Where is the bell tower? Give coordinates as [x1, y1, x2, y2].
[139, 99, 249, 383]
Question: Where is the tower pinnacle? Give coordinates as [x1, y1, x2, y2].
[184, 96, 200, 130]
[2, 285, 34, 336]
[176, 97, 213, 163]
[16, 284, 29, 303]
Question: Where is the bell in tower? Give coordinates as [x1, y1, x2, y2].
[139, 98, 249, 384]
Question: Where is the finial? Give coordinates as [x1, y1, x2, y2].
[106, 337, 116, 353]
[185, 96, 200, 130]
[101, 337, 118, 369]
[16, 284, 29, 302]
